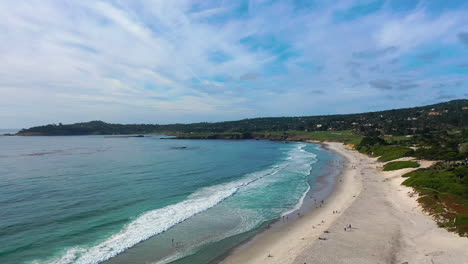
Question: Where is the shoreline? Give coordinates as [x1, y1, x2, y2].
[220, 142, 468, 264]
[101, 140, 339, 264]
[207, 141, 346, 264]
[220, 141, 362, 264]
[209, 141, 347, 264]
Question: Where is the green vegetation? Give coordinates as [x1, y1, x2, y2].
[167, 132, 251, 140]
[15, 99, 468, 137]
[253, 130, 362, 145]
[373, 145, 414, 162]
[358, 127, 467, 236]
[356, 137, 413, 162]
[358, 127, 468, 162]
[303, 131, 362, 145]
[14, 121, 159, 136]
[404, 130, 468, 161]
[402, 164, 468, 236]
[383, 161, 420, 171]
[167, 130, 363, 145]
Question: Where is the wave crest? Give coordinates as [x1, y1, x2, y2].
[36, 143, 317, 264]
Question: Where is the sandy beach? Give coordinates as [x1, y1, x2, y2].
[221, 142, 468, 264]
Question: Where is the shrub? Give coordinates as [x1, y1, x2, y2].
[402, 165, 468, 236]
[383, 161, 419, 171]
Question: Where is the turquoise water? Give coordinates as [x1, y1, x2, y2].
[0, 135, 339, 264]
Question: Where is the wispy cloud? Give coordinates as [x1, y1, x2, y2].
[0, 0, 467, 127]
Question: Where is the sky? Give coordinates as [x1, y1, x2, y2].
[0, 0, 467, 128]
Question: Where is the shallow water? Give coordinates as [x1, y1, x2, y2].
[0, 136, 339, 264]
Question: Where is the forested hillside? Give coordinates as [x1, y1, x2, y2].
[15, 99, 468, 136]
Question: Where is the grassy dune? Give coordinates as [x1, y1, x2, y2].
[383, 161, 420, 171]
[402, 165, 468, 236]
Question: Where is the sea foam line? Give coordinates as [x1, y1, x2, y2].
[281, 183, 311, 217]
[35, 143, 316, 264]
[281, 143, 317, 216]
[36, 187, 237, 264]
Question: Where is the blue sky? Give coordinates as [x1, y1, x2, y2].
[0, 0, 467, 128]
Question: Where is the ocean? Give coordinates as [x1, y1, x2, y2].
[0, 135, 342, 264]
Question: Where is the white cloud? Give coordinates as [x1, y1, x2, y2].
[0, 0, 467, 127]
[376, 10, 465, 49]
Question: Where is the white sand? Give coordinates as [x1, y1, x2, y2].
[221, 142, 468, 264]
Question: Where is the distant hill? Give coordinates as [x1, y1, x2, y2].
[15, 99, 468, 136]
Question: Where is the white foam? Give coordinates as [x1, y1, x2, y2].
[280, 143, 316, 216]
[36, 187, 238, 264]
[35, 143, 318, 264]
[154, 208, 263, 264]
[281, 183, 311, 217]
